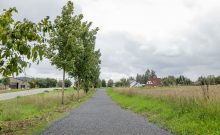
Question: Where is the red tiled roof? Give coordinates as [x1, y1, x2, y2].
[146, 78, 162, 86]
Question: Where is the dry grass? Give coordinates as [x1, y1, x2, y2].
[0, 88, 94, 135]
[109, 85, 220, 134]
[116, 85, 220, 101]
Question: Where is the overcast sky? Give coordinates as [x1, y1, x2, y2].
[1, 0, 220, 81]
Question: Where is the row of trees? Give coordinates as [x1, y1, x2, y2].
[0, 1, 101, 104]
[101, 79, 114, 87]
[0, 77, 72, 89]
[29, 78, 72, 88]
[197, 75, 220, 85]
[115, 78, 130, 87]
[136, 69, 157, 84]
[162, 75, 192, 86]
[48, 1, 101, 104]
[162, 75, 220, 86]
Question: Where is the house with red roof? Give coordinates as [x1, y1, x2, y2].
[146, 78, 162, 87]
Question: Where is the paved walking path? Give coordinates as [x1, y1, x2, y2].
[41, 89, 171, 135]
[0, 88, 55, 101]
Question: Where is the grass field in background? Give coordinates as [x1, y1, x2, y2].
[108, 86, 220, 135]
[0, 88, 95, 135]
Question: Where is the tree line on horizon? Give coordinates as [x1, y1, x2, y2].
[0, 76, 72, 89]
[100, 69, 220, 87]
[0, 1, 101, 104]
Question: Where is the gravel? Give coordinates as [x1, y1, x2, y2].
[41, 89, 172, 135]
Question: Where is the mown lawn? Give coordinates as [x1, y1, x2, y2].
[0, 88, 95, 135]
[108, 87, 220, 135]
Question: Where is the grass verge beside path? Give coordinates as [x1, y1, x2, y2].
[107, 88, 220, 135]
[0, 88, 96, 135]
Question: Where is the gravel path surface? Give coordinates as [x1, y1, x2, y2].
[0, 88, 55, 101]
[41, 89, 172, 135]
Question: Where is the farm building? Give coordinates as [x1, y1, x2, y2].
[130, 81, 145, 87]
[146, 78, 162, 87]
[9, 77, 30, 89]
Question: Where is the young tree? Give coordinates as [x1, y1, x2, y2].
[101, 79, 106, 87]
[68, 20, 100, 95]
[162, 76, 176, 86]
[28, 79, 37, 88]
[81, 50, 101, 93]
[150, 70, 157, 78]
[176, 75, 192, 85]
[215, 76, 220, 84]
[0, 8, 50, 77]
[64, 79, 72, 87]
[107, 79, 114, 87]
[115, 81, 122, 87]
[94, 78, 102, 88]
[144, 69, 151, 83]
[47, 1, 83, 104]
[2, 77, 10, 89]
[120, 78, 129, 87]
[57, 80, 63, 88]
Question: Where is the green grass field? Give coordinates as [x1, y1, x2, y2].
[108, 87, 220, 135]
[0, 88, 95, 135]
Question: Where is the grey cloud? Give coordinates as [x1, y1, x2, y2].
[99, 10, 220, 81]
[0, 0, 82, 22]
[1, 0, 220, 81]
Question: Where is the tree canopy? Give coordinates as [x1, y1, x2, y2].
[0, 8, 50, 77]
[47, 1, 101, 102]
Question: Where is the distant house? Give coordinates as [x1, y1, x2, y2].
[146, 78, 162, 87]
[130, 81, 144, 88]
[9, 77, 30, 89]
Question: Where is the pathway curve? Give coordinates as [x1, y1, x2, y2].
[41, 89, 172, 135]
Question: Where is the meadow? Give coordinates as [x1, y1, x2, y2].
[108, 85, 220, 135]
[0, 88, 95, 135]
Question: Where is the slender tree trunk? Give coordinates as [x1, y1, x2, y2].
[77, 78, 80, 101]
[62, 68, 65, 105]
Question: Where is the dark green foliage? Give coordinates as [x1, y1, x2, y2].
[136, 69, 157, 84]
[120, 78, 130, 87]
[215, 76, 220, 84]
[101, 79, 106, 87]
[114, 78, 129, 87]
[94, 79, 102, 88]
[57, 79, 72, 88]
[197, 75, 216, 85]
[115, 81, 122, 87]
[32, 78, 57, 88]
[162, 76, 176, 86]
[2, 77, 10, 89]
[176, 75, 192, 85]
[107, 79, 114, 87]
[162, 75, 192, 86]
[64, 79, 72, 87]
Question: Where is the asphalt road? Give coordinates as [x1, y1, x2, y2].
[41, 89, 172, 135]
[0, 88, 55, 101]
